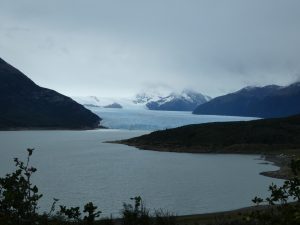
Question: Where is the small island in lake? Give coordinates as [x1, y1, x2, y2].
[104, 102, 123, 109]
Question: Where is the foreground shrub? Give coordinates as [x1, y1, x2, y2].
[245, 159, 300, 225]
[0, 148, 42, 225]
[122, 196, 176, 225]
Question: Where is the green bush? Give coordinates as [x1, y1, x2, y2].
[0, 148, 42, 225]
[249, 159, 300, 225]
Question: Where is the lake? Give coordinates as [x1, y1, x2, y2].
[0, 129, 282, 217]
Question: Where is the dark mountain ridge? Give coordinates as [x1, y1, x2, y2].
[0, 58, 101, 129]
[193, 82, 300, 118]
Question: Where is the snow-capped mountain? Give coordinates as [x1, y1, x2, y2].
[145, 90, 211, 111]
[133, 88, 172, 104]
[72, 89, 211, 111]
[72, 96, 143, 109]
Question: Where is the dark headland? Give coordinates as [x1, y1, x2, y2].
[113, 114, 300, 179]
[0, 58, 102, 130]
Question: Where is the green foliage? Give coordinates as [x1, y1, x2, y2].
[153, 210, 176, 225]
[122, 196, 151, 225]
[0, 148, 42, 225]
[121, 196, 176, 225]
[249, 159, 300, 225]
[83, 202, 101, 225]
[251, 197, 263, 206]
[59, 205, 81, 222]
[291, 159, 300, 176]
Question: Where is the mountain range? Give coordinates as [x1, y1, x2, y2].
[193, 82, 300, 118]
[74, 90, 211, 111]
[2, 54, 300, 129]
[142, 90, 211, 111]
[0, 58, 101, 129]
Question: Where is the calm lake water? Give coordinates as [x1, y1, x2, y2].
[0, 129, 282, 217]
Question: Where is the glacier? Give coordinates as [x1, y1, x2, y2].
[90, 107, 258, 131]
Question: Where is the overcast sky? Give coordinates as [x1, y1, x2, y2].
[1, 0, 300, 97]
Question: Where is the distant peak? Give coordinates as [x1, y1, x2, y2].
[289, 81, 300, 87]
[243, 86, 256, 91]
[89, 96, 100, 102]
[181, 89, 198, 94]
[239, 84, 281, 93]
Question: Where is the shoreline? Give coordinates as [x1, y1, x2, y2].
[111, 140, 296, 180]
[174, 204, 270, 225]
[111, 205, 271, 225]
[259, 154, 294, 179]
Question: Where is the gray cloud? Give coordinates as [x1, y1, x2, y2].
[1, 0, 300, 97]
